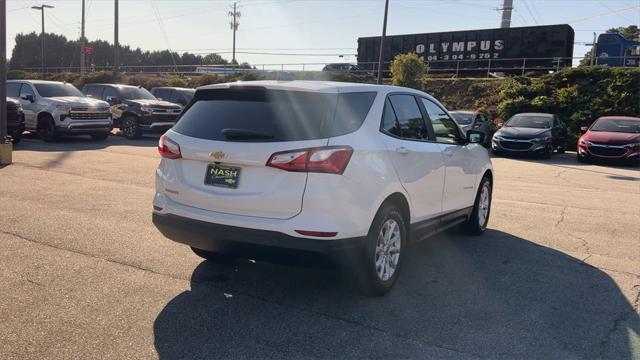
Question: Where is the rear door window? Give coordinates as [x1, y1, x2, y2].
[7, 83, 21, 98]
[85, 86, 103, 98]
[102, 87, 117, 101]
[383, 94, 428, 140]
[154, 89, 170, 100]
[173, 88, 375, 142]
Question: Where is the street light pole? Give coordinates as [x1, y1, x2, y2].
[80, 0, 85, 73]
[376, 0, 389, 85]
[114, 0, 119, 74]
[32, 4, 54, 79]
[1, 0, 7, 141]
[0, 0, 11, 165]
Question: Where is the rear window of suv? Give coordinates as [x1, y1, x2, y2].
[172, 87, 376, 142]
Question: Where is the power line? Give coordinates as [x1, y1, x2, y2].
[521, 0, 540, 25]
[149, 0, 178, 68]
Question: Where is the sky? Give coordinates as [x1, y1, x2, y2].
[6, 0, 640, 70]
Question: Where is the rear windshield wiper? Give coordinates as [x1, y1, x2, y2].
[221, 128, 274, 140]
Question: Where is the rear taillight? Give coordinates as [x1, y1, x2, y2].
[158, 135, 181, 159]
[266, 146, 353, 174]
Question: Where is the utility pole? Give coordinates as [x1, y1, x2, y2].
[377, 0, 389, 85]
[1, 0, 7, 144]
[499, 0, 513, 28]
[228, 2, 241, 64]
[590, 32, 597, 66]
[80, 0, 86, 73]
[32, 4, 54, 79]
[114, 0, 119, 73]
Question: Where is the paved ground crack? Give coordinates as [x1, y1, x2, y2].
[598, 284, 640, 358]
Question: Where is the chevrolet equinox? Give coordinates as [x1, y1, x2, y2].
[152, 81, 493, 295]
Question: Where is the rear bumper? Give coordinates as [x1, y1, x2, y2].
[152, 212, 366, 255]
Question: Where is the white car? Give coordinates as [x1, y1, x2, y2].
[6, 80, 112, 141]
[152, 81, 493, 295]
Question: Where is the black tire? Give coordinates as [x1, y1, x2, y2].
[190, 247, 235, 262]
[557, 146, 566, 154]
[90, 132, 110, 141]
[121, 115, 142, 139]
[461, 176, 492, 235]
[577, 154, 587, 163]
[11, 131, 22, 145]
[542, 144, 553, 159]
[37, 116, 58, 142]
[356, 203, 407, 296]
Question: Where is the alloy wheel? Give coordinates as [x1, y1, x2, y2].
[478, 182, 491, 227]
[375, 219, 402, 281]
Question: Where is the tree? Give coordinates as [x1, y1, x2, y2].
[202, 53, 228, 65]
[606, 25, 639, 41]
[9, 32, 232, 70]
[580, 25, 639, 66]
[390, 53, 426, 89]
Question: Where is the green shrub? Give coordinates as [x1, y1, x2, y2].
[390, 53, 426, 89]
[165, 76, 189, 88]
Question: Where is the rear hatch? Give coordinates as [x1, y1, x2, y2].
[164, 86, 331, 219]
[162, 85, 376, 220]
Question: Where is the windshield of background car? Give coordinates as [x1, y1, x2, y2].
[591, 118, 640, 133]
[180, 89, 196, 102]
[120, 87, 157, 100]
[505, 115, 552, 129]
[450, 112, 474, 125]
[173, 88, 376, 142]
[34, 83, 84, 98]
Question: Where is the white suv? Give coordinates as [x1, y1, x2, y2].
[152, 81, 493, 295]
[6, 80, 112, 141]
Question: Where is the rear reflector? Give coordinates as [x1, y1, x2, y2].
[295, 230, 338, 238]
[158, 135, 181, 159]
[266, 146, 353, 174]
[153, 205, 163, 211]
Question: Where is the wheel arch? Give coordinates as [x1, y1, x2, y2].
[36, 112, 54, 128]
[378, 192, 410, 227]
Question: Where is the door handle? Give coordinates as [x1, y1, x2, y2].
[395, 147, 409, 155]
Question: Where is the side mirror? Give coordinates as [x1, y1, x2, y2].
[467, 129, 486, 146]
[21, 94, 35, 103]
[106, 96, 119, 105]
[580, 126, 588, 133]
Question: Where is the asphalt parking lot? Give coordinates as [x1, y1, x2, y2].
[1, 134, 639, 359]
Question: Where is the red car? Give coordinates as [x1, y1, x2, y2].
[578, 116, 640, 165]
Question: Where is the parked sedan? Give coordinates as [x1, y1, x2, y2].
[450, 110, 495, 137]
[577, 116, 640, 165]
[491, 113, 567, 159]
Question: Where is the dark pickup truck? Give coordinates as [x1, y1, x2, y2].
[6, 97, 25, 144]
[82, 84, 183, 139]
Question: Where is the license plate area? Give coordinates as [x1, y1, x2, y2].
[204, 164, 241, 189]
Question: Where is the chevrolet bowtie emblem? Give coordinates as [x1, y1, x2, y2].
[210, 151, 226, 160]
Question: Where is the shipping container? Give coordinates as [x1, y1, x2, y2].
[357, 24, 575, 75]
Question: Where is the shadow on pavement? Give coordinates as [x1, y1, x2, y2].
[12, 132, 159, 152]
[153, 229, 640, 359]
